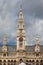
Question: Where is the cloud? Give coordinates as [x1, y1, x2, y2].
[22, 0, 43, 19]
[0, 0, 43, 45]
[0, 0, 19, 43]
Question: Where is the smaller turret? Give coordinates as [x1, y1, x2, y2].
[35, 35, 40, 53]
[3, 34, 7, 45]
[2, 34, 7, 52]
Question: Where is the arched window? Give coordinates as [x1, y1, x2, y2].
[40, 60, 43, 62]
[11, 60, 13, 65]
[26, 60, 28, 62]
[36, 53, 39, 56]
[11, 60, 13, 62]
[32, 60, 34, 62]
[32, 60, 35, 65]
[8, 60, 10, 62]
[40, 60, 43, 65]
[8, 60, 10, 65]
[3, 54, 6, 56]
[36, 60, 39, 62]
[19, 37, 23, 47]
[19, 37, 23, 42]
[14, 60, 16, 65]
[3, 60, 6, 63]
[14, 60, 16, 62]
[0, 60, 2, 62]
[26, 60, 28, 65]
[29, 60, 31, 62]
[36, 60, 39, 65]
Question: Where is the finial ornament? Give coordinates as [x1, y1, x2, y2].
[19, 5, 23, 15]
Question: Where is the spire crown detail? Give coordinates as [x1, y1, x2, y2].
[18, 6, 24, 22]
[17, 6, 25, 31]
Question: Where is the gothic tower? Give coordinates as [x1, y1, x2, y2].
[16, 6, 26, 51]
[35, 35, 40, 53]
[2, 34, 7, 52]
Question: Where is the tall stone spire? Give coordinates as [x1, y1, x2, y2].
[17, 5, 24, 30]
[35, 35, 40, 53]
[17, 6, 26, 51]
[3, 34, 7, 45]
[2, 34, 7, 52]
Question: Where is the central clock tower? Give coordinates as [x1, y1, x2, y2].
[16, 6, 26, 51]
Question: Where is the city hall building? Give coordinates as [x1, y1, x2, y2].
[0, 7, 43, 65]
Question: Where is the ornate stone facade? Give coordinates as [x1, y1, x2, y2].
[0, 7, 43, 65]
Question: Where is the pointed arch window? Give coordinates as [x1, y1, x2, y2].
[19, 37, 23, 47]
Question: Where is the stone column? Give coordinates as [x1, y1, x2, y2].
[6, 60, 8, 65]
[2, 60, 3, 65]
[39, 60, 40, 65]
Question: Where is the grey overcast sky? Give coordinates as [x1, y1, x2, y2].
[0, 0, 43, 45]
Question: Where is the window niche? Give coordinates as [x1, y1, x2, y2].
[3, 53, 6, 57]
[36, 53, 39, 56]
[19, 37, 23, 47]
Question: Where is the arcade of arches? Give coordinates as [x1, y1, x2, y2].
[0, 60, 43, 65]
[26, 60, 43, 65]
[0, 60, 16, 65]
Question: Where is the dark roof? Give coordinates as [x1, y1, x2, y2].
[0, 45, 43, 52]
[40, 45, 43, 52]
[7, 45, 16, 52]
[26, 45, 43, 52]
[26, 45, 35, 52]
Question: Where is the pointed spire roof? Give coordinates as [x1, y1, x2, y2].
[17, 6, 26, 37]
[18, 5, 24, 23]
[17, 5, 25, 30]
[3, 34, 7, 45]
